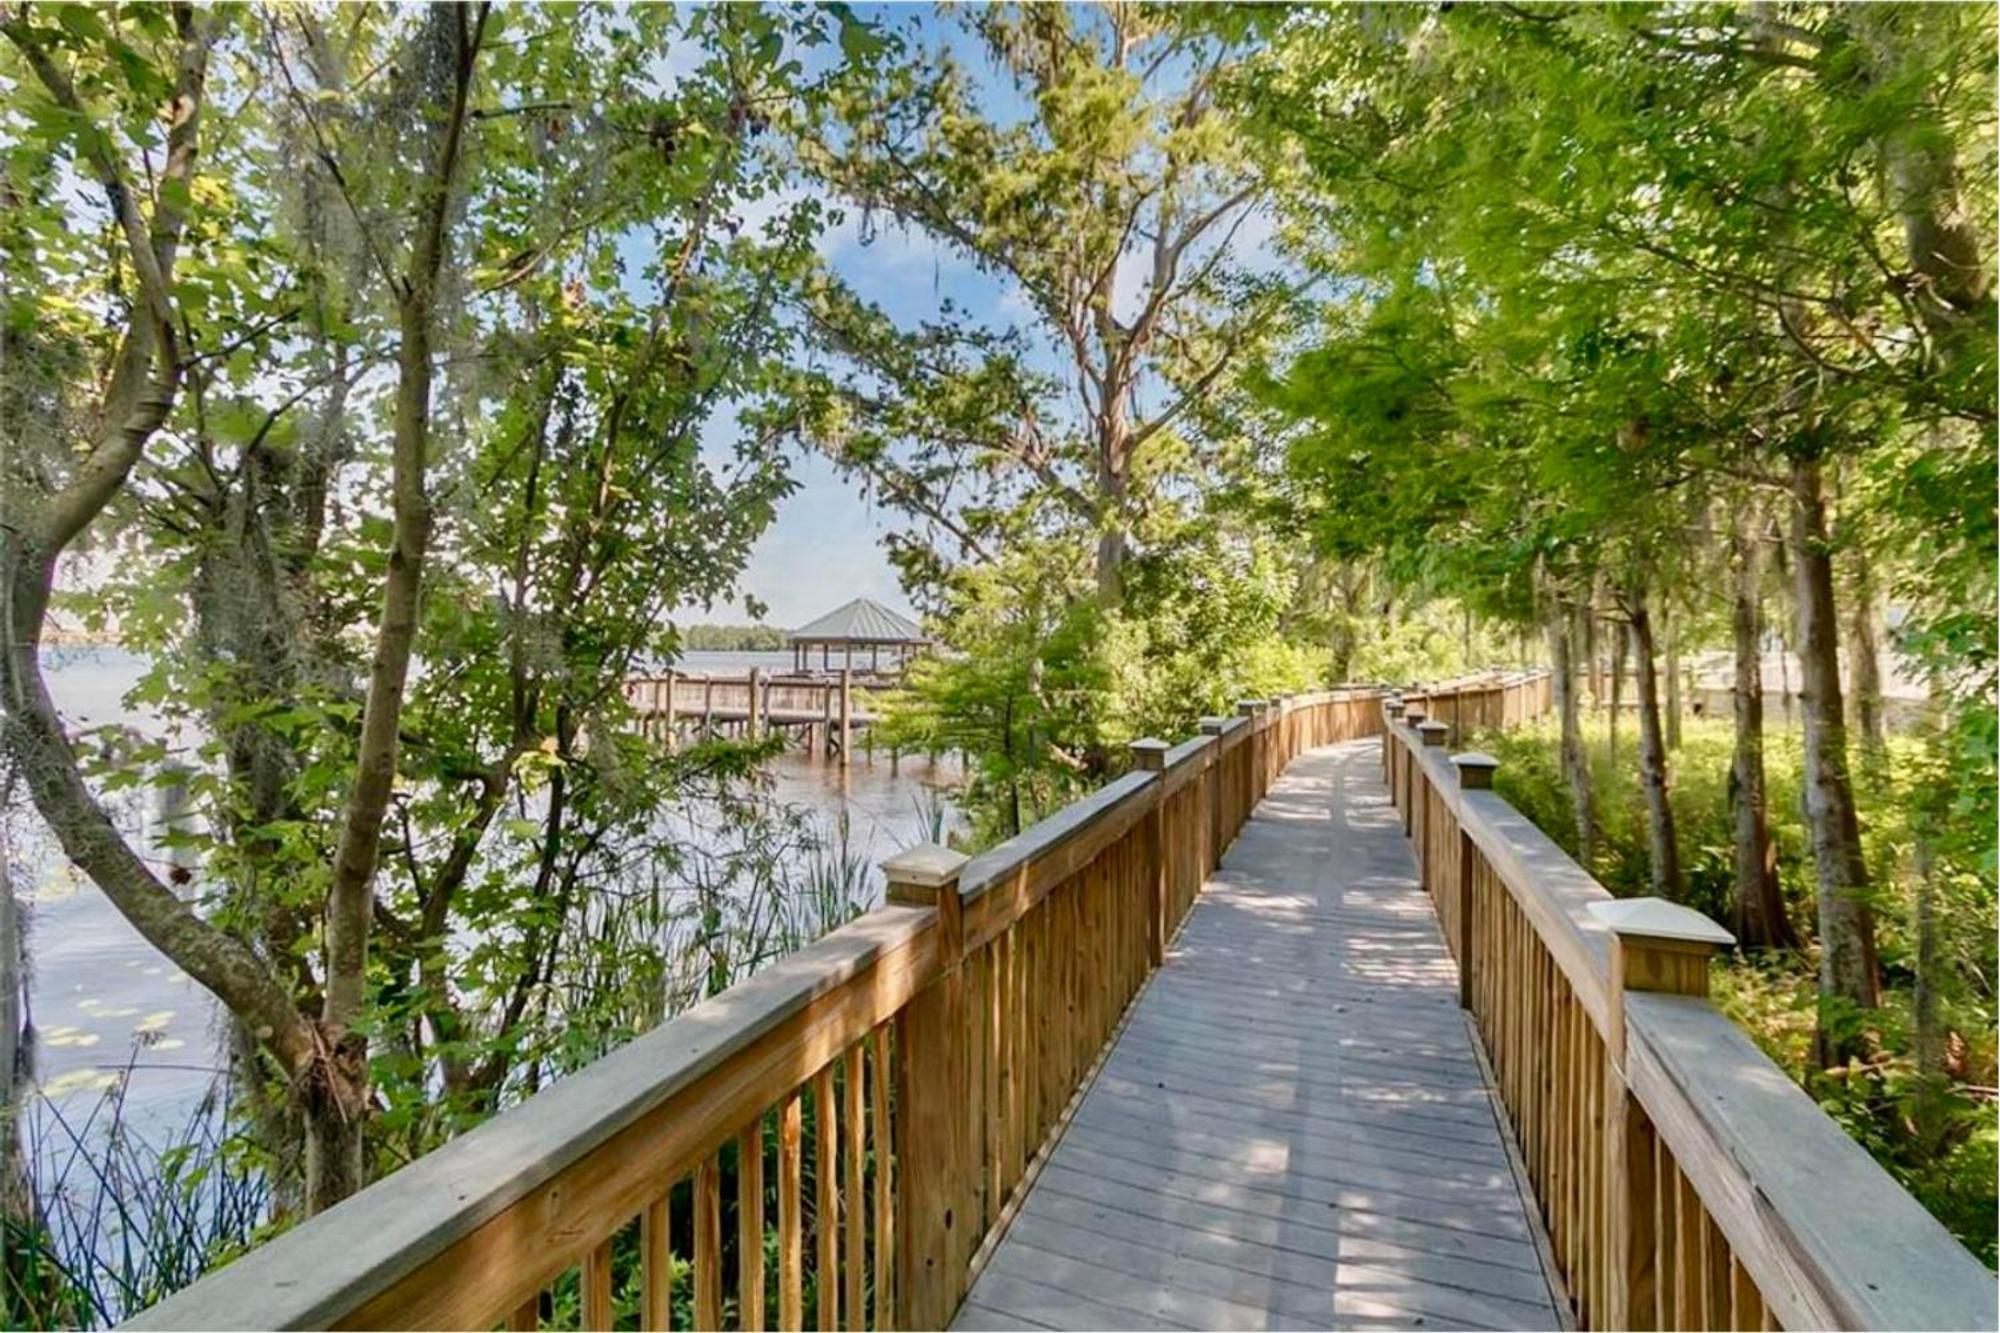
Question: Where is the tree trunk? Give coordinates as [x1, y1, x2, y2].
[1628, 595, 1683, 901]
[1583, 600, 1602, 706]
[1549, 606, 1597, 867]
[1846, 548, 1885, 763]
[1728, 508, 1795, 948]
[1608, 615, 1626, 770]
[1790, 455, 1881, 1061]
[1663, 607, 1682, 751]
[314, 4, 485, 1211]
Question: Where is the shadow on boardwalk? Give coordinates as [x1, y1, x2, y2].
[955, 739, 1564, 1332]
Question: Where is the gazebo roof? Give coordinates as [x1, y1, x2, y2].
[788, 597, 927, 646]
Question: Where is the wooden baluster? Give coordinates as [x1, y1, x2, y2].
[643, 1196, 674, 1331]
[883, 845, 970, 1333]
[695, 1153, 722, 1332]
[844, 1050, 866, 1330]
[584, 1236, 615, 1331]
[780, 1095, 804, 1331]
[814, 1067, 838, 1332]
[871, 1025, 894, 1330]
[740, 1119, 767, 1331]
[1592, 896, 1734, 1332]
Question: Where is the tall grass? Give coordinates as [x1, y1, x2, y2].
[3, 1056, 267, 1329]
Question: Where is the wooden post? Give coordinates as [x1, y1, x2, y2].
[662, 670, 678, 751]
[1418, 718, 1449, 749]
[703, 677, 716, 738]
[885, 844, 971, 1332]
[1590, 897, 1734, 1333]
[1400, 705, 1425, 835]
[1130, 738, 1171, 968]
[1384, 697, 1405, 781]
[1198, 718, 1228, 870]
[838, 667, 853, 767]
[1450, 753, 1498, 1009]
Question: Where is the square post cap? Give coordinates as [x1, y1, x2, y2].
[1197, 716, 1230, 735]
[1418, 718, 1450, 746]
[1129, 738, 1171, 771]
[1451, 752, 1501, 788]
[1587, 898, 1735, 952]
[1385, 698, 1407, 718]
[882, 843, 969, 903]
[1403, 704, 1426, 725]
[1236, 699, 1262, 717]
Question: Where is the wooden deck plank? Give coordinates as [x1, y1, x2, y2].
[1015, 1182, 1556, 1306]
[1027, 1157, 1549, 1275]
[955, 740, 1563, 1331]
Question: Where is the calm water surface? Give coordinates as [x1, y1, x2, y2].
[8, 648, 959, 1141]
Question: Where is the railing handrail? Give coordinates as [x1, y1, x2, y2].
[1382, 676, 1995, 1331]
[125, 681, 1387, 1331]
[125, 904, 941, 1330]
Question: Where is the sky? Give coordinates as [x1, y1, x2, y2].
[692, 6, 1016, 630]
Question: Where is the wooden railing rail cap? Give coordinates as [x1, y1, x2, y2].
[956, 770, 1154, 909]
[1625, 992, 1999, 1333]
[121, 903, 937, 1332]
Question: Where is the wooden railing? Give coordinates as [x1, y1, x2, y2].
[125, 688, 1383, 1331]
[1382, 675, 1995, 1333]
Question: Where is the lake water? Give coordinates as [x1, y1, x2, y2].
[5, 647, 961, 1146]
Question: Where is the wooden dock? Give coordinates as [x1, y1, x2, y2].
[625, 670, 891, 759]
[954, 740, 1563, 1332]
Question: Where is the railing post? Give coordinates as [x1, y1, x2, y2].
[1590, 898, 1735, 1333]
[1198, 717, 1228, 868]
[1235, 700, 1262, 804]
[1450, 753, 1498, 1010]
[1399, 705, 1424, 835]
[747, 666, 763, 741]
[884, 844, 972, 1332]
[1131, 739, 1171, 968]
[1383, 696, 1404, 783]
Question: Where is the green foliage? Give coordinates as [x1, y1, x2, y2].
[1478, 711, 1998, 1262]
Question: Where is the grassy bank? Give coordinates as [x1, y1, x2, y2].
[1470, 711, 1997, 1265]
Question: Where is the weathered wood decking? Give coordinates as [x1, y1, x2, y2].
[956, 739, 1564, 1332]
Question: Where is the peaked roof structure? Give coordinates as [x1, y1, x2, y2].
[788, 597, 928, 645]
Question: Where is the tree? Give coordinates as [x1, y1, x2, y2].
[1, 1, 845, 1211]
[1234, 0, 1993, 1063]
[795, 2, 1295, 607]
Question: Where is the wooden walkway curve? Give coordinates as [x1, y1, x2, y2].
[955, 739, 1565, 1332]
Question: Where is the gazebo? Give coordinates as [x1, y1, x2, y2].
[788, 597, 929, 675]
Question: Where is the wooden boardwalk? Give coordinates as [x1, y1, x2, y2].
[955, 740, 1565, 1332]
